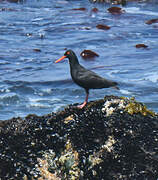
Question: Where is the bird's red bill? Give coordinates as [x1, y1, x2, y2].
[55, 56, 66, 63]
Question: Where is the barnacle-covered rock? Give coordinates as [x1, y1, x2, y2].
[0, 96, 158, 180]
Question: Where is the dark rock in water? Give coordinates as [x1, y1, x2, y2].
[111, 0, 127, 5]
[146, 18, 158, 25]
[91, 7, 99, 13]
[72, 7, 87, 11]
[80, 50, 99, 59]
[96, 24, 111, 30]
[135, 44, 148, 48]
[107, 7, 125, 14]
[0, 96, 158, 179]
[0, 7, 17, 11]
[33, 48, 41, 52]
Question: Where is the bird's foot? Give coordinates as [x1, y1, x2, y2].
[77, 101, 87, 109]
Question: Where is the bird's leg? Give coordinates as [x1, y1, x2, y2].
[78, 90, 89, 109]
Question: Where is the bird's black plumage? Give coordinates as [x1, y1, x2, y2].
[56, 50, 118, 108]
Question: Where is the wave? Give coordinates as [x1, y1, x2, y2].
[4, 79, 73, 86]
[0, 93, 20, 105]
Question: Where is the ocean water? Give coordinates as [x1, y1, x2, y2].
[0, 0, 158, 120]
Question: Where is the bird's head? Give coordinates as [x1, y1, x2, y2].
[55, 50, 78, 64]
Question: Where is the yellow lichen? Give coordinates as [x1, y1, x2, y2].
[125, 99, 155, 116]
[88, 155, 103, 170]
[37, 159, 60, 180]
[64, 115, 74, 124]
[23, 175, 28, 180]
[101, 136, 116, 152]
[37, 140, 80, 180]
[88, 136, 116, 173]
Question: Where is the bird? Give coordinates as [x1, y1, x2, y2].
[55, 50, 119, 109]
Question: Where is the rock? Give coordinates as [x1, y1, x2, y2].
[91, 7, 99, 13]
[107, 7, 125, 14]
[0, 96, 158, 179]
[96, 24, 111, 30]
[80, 50, 99, 59]
[146, 19, 158, 25]
[135, 44, 148, 48]
[33, 48, 41, 52]
[72, 8, 87, 11]
[0, 8, 17, 11]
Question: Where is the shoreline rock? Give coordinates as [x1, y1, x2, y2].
[0, 96, 158, 179]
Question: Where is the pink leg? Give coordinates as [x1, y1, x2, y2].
[78, 91, 89, 109]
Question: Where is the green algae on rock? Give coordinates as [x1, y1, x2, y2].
[124, 97, 155, 116]
[0, 96, 158, 180]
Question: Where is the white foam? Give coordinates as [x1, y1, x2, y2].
[120, 89, 132, 95]
[42, 88, 52, 94]
[125, 7, 158, 16]
[0, 88, 10, 93]
[144, 72, 158, 83]
[29, 103, 50, 108]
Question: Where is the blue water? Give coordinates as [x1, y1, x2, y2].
[0, 0, 158, 120]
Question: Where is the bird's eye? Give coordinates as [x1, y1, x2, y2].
[67, 51, 70, 55]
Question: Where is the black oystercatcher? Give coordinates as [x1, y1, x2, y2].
[55, 50, 119, 109]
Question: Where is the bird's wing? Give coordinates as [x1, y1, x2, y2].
[74, 66, 113, 89]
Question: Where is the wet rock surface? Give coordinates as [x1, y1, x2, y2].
[0, 96, 158, 180]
